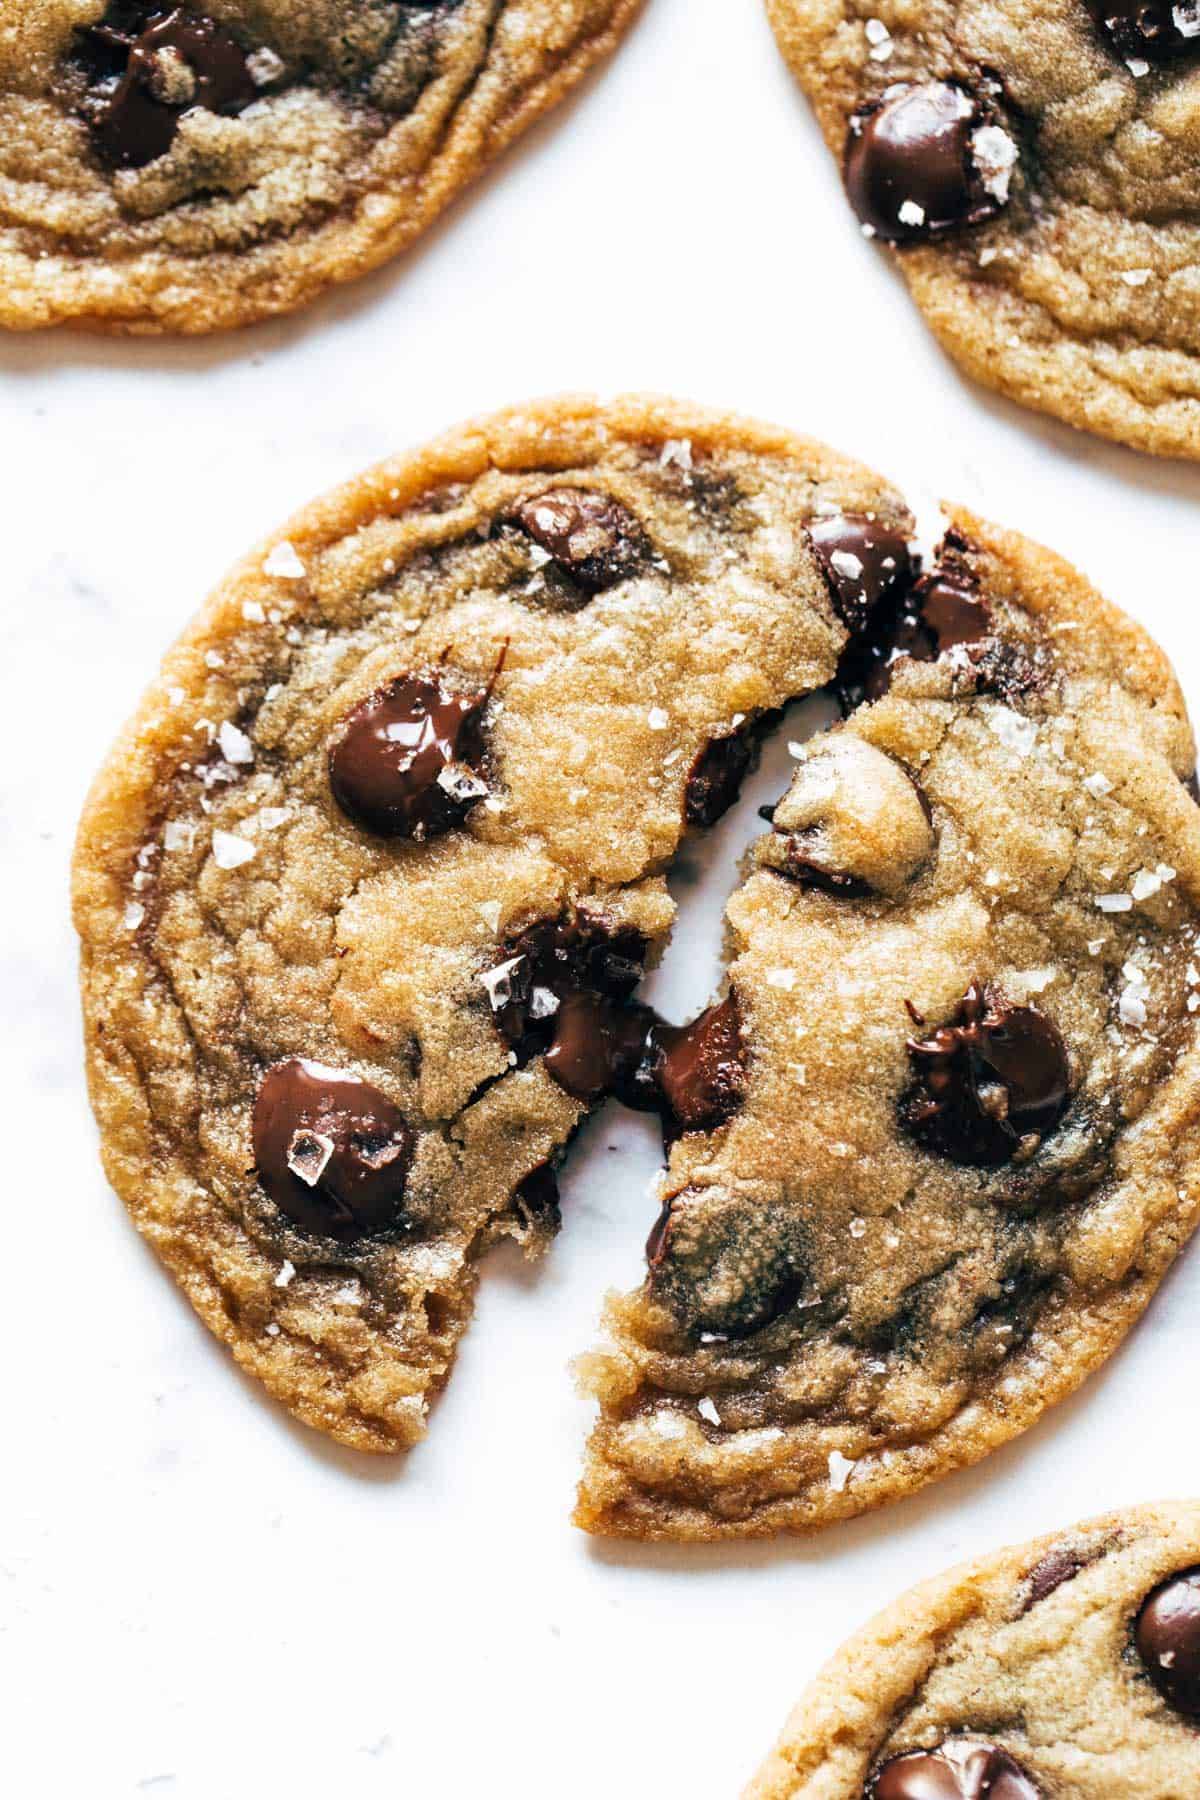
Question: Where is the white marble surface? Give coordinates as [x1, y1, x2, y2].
[6, 1, 1200, 1795]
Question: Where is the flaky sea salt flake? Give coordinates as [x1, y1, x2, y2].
[827, 1450, 856, 1492]
[287, 1129, 333, 1187]
[217, 720, 254, 765]
[211, 829, 257, 870]
[263, 540, 306, 580]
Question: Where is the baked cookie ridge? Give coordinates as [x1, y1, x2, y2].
[745, 1501, 1200, 1797]
[575, 504, 1200, 1539]
[0, 1, 644, 334]
[74, 393, 898, 1452]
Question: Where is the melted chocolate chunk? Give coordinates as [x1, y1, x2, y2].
[543, 991, 655, 1103]
[844, 82, 1015, 244]
[252, 1058, 414, 1242]
[1021, 1542, 1103, 1609]
[902, 981, 1070, 1168]
[510, 488, 645, 596]
[835, 535, 995, 707]
[1136, 1567, 1200, 1715]
[328, 672, 489, 840]
[685, 730, 757, 828]
[912, 568, 993, 653]
[808, 513, 914, 634]
[870, 1741, 1040, 1800]
[482, 920, 749, 1134]
[75, 5, 259, 170]
[1087, 0, 1200, 60]
[514, 1162, 561, 1220]
[485, 917, 648, 1069]
[652, 995, 746, 1135]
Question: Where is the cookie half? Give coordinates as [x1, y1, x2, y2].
[766, 0, 1200, 459]
[746, 1501, 1200, 1796]
[575, 493, 1200, 1539]
[73, 394, 880, 1450]
[1, 1, 641, 334]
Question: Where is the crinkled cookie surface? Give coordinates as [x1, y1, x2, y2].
[766, 0, 1200, 459]
[73, 395, 870, 1451]
[574, 449, 1200, 1542]
[74, 396, 1200, 1532]
[0, 0, 641, 333]
[746, 1501, 1200, 1798]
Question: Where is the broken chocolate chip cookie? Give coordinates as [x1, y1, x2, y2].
[0, 1, 642, 333]
[74, 397, 1200, 1531]
[766, 0, 1200, 458]
[746, 1502, 1200, 1797]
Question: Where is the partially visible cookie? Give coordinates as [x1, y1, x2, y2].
[1, 2, 641, 334]
[766, 0, 1200, 459]
[746, 1502, 1200, 1798]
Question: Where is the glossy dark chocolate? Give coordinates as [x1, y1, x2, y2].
[1087, 0, 1200, 60]
[844, 82, 1013, 244]
[328, 672, 488, 840]
[510, 488, 645, 595]
[252, 1058, 414, 1241]
[1136, 1566, 1200, 1715]
[870, 1740, 1039, 1800]
[76, 5, 259, 169]
[902, 981, 1070, 1167]
[809, 512, 913, 634]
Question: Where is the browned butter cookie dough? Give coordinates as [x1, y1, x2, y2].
[74, 397, 1200, 1518]
[0, 1, 642, 334]
[746, 1502, 1200, 1798]
[766, 0, 1200, 460]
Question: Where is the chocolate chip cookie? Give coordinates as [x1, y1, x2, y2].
[1, 2, 641, 334]
[746, 1502, 1200, 1797]
[74, 397, 1200, 1513]
[765, 0, 1200, 459]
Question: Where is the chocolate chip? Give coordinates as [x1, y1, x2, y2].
[252, 1058, 414, 1242]
[685, 730, 757, 828]
[543, 992, 655, 1103]
[509, 489, 645, 596]
[845, 82, 1016, 244]
[1136, 1567, 1200, 1716]
[808, 513, 914, 634]
[1023, 1546, 1085, 1608]
[913, 569, 992, 653]
[902, 981, 1070, 1168]
[870, 1741, 1040, 1800]
[835, 533, 994, 708]
[484, 916, 648, 1069]
[652, 995, 746, 1135]
[328, 671, 489, 840]
[514, 1162, 561, 1220]
[75, 5, 259, 170]
[1087, 0, 1200, 60]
